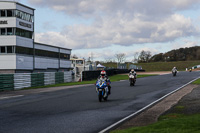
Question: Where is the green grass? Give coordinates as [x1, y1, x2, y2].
[135, 61, 200, 71]
[22, 74, 157, 90]
[111, 113, 200, 133]
[102, 61, 200, 71]
[192, 78, 200, 85]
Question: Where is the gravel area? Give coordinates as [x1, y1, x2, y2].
[115, 84, 199, 130]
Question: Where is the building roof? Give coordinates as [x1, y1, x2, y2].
[70, 58, 85, 61]
[0, 1, 35, 10]
[35, 42, 72, 51]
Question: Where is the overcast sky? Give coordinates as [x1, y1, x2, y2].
[18, 0, 200, 61]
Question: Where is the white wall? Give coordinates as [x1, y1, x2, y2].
[16, 36, 33, 48]
[16, 3, 34, 15]
[16, 55, 33, 70]
[16, 18, 34, 31]
[0, 2, 16, 9]
[60, 60, 71, 68]
[35, 57, 59, 69]
[35, 43, 59, 52]
[0, 17, 16, 28]
[0, 55, 16, 69]
[60, 49, 71, 54]
[0, 36, 16, 46]
[0, 2, 34, 15]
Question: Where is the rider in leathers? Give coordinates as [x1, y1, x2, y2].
[128, 69, 137, 78]
[98, 70, 111, 94]
[172, 67, 178, 73]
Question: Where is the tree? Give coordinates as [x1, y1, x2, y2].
[150, 53, 163, 62]
[132, 52, 139, 63]
[115, 53, 126, 64]
[138, 50, 152, 63]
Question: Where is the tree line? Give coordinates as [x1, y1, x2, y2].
[150, 46, 200, 62]
[71, 46, 200, 64]
[133, 46, 200, 63]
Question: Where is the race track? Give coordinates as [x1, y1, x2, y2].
[0, 71, 199, 133]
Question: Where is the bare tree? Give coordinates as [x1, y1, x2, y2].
[115, 53, 126, 64]
[132, 52, 139, 63]
[138, 50, 152, 63]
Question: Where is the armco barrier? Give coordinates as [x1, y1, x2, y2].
[14, 73, 31, 90]
[64, 71, 72, 82]
[55, 72, 64, 84]
[0, 72, 72, 91]
[44, 72, 55, 85]
[31, 73, 45, 87]
[0, 74, 14, 91]
[82, 69, 145, 81]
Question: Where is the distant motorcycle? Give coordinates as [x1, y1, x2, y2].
[172, 69, 177, 76]
[129, 74, 136, 86]
[95, 78, 110, 102]
[189, 68, 192, 72]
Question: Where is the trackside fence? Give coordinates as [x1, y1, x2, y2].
[0, 72, 72, 91]
[82, 69, 145, 81]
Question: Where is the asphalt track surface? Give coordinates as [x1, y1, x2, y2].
[0, 71, 199, 133]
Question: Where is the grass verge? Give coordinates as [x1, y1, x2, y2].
[111, 78, 200, 133]
[22, 74, 157, 90]
[192, 78, 200, 85]
[111, 113, 200, 133]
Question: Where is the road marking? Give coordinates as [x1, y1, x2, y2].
[99, 76, 200, 133]
[0, 95, 24, 100]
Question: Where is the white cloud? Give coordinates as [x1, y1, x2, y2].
[35, 13, 198, 49]
[31, 0, 200, 50]
[172, 39, 198, 50]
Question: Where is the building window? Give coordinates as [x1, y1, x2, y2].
[0, 10, 6, 17]
[0, 9, 34, 22]
[15, 28, 33, 39]
[15, 46, 33, 55]
[15, 10, 20, 18]
[7, 10, 13, 17]
[35, 49, 59, 58]
[7, 46, 13, 53]
[0, 46, 15, 54]
[60, 53, 70, 60]
[0, 28, 6, 35]
[0, 27, 32, 38]
[7, 28, 13, 35]
[0, 46, 6, 53]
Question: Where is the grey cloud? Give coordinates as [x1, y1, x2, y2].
[28, 0, 200, 17]
[35, 13, 199, 49]
[32, 0, 200, 49]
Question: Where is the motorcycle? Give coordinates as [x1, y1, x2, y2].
[95, 78, 110, 102]
[129, 74, 136, 86]
[189, 68, 192, 72]
[172, 69, 177, 76]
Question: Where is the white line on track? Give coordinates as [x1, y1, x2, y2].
[99, 76, 200, 133]
[0, 95, 24, 100]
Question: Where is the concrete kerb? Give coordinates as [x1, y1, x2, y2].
[99, 76, 200, 133]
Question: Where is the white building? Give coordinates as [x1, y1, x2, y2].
[0, 1, 71, 73]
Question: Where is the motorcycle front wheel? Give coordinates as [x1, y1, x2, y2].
[98, 91, 102, 102]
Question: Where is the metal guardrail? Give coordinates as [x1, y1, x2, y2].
[0, 72, 72, 91]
